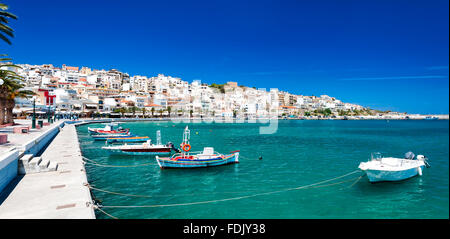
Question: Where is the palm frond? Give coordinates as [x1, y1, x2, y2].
[0, 3, 17, 45]
[0, 11, 18, 20]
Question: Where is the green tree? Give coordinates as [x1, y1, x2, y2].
[0, 3, 24, 125]
[151, 107, 155, 117]
[167, 106, 172, 117]
[0, 3, 17, 45]
[0, 67, 34, 124]
[119, 107, 126, 117]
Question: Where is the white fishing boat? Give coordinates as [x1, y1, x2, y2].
[88, 123, 129, 135]
[358, 152, 430, 183]
[101, 130, 179, 155]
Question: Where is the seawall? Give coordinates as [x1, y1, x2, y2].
[0, 123, 95, 219]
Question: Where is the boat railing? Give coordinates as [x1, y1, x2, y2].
[170, 151, 227, 158]
[371, 152, 382, 161]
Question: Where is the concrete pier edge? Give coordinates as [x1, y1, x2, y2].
[0, 121, 96, 219]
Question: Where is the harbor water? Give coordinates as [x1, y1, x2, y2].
[77, 120, 449, 219]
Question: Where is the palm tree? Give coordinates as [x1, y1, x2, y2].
[119, 107, 126, 118]
[142, 107, 146, 118]
[167, 106, 172, 118]
[1, 3, 24, 124]
[151, 107, 155, 117]
[0, 68, 34, 124]
[0, 3, 17, 45]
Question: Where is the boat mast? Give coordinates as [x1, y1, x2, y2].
[182, 126, 190, 145]
[181, 126, 190, 155]
[156, 130, 162, 145]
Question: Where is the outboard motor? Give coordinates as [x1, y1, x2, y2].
[405, 151, 415, 160]
[167, 142, 181, 153]
[417, 155, 431, 168]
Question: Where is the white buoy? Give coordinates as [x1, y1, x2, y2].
[417, 167, 423, 176]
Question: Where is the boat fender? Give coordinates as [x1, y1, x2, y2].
[417, 167, 422, 176]
[182, 144, 191, 152]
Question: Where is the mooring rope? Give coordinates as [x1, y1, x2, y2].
[82, 154, 259, 168]
[88, 175, 361, 199]
[94, 205, 119, 219]
[97, 170, 363, 209]
[92, 176, 360, 219]
[89, 185, 264, 198]
[346, 174, 365, 189]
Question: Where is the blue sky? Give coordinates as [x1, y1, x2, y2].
[4, 0, 449, 114]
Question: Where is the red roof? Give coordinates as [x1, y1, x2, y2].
[145, 103, 161, 107]
[281, 105, 297, 109]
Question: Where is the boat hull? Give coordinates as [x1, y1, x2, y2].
[92, 135, 134, 140]
[104, 149, 171, 156]
[88, 127, 129, 135]
[156, 153, 239, 168]
[106, 137, 150, 144]
[363, 165, 425, 183]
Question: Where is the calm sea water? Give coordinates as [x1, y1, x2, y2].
[77, 120, 449, 219]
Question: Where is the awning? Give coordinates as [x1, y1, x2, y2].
[13, 108, 33, 113]
[73, 104, 82, 108]
[85, 104, 97, 107]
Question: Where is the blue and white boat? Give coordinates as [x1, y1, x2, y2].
[358, 152, 430, 183]
[92, 133, 134, 141]
[156, 148, 239, 168]
[155, 126, 239, 168]
[106, 136, 150, 144]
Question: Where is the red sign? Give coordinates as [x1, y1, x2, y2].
[44, 90, 56, 106]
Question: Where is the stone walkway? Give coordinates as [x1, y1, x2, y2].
[0, 124, 95, 219]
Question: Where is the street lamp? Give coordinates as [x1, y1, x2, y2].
[32, 96, 36, 129]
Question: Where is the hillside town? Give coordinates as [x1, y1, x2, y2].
[5, 63, 446, 120]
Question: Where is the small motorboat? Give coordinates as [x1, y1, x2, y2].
[88, 123, 129, 135]
[101, 140, 175, 155]
[92, 133, 134, 141]
[358, 152, 430, 183]
[101, 130, 179, 155]
[106, 136, 150, 144]
[425, 116, 439, 120]
[155, 126, 239, 169]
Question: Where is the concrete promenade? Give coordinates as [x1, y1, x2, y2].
[0, 124, 95, 219]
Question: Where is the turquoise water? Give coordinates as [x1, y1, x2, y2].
[77, 120, 449, 219]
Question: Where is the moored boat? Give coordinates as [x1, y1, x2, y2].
[101, 140, 175, 155]
[155, 126, 239, 169]
[106, 136, 150, 144]
[92, 133, 134, 141]
[358, 152, 430, 183]
[101, 130, 179, 155]
[156, 148, 239, 168]
[88, 123, 129, 135]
